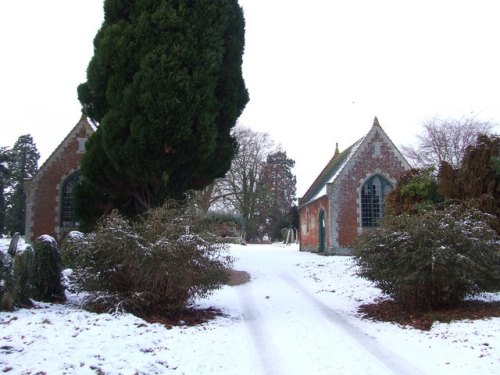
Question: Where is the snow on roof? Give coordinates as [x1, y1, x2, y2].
[301, 136, 365, 204]
[86, 116, 98, 131]
[299, 117, 412, 206]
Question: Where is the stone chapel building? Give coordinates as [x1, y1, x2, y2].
[298, 117, 410, 254]
[24, 115, 96, 243]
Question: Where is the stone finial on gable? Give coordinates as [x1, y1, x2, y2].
[373, 116, 380, 127]
[334, 142, 340, 157]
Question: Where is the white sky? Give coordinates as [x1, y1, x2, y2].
[1, 0, 499, 196]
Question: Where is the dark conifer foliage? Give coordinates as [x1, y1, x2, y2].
[76, 0, 248, 223]
[0, 147, 11, 234]
[256, 151, 297, 240]
[5, 135, 39, 235]
[31, 236, 65, 303]
[438, 134, 500, 232]
[385, 168, 443, 215]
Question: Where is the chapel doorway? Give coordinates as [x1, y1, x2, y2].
[318, 210, 326, 252]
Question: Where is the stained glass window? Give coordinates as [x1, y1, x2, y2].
[361, 175, 393, 227]
[60, 172, 80, 229]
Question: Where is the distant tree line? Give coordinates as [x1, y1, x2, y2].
[195, 125, 298, 243]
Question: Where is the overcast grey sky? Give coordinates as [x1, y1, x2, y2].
[1, 0, 499, 196]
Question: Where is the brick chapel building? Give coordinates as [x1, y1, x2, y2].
[25, 115, 96, 243]
[298, 117, 410, 254]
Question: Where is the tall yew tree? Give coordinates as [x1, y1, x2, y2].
[76, 0, 248, 224]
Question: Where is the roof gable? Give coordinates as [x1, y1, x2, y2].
[300, 137, 364, 204]
[300, 117, 409, 205]
[28, 114, 96, 185]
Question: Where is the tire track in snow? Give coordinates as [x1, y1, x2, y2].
[238, 283, 286, 375]
[237, 269, 394, 374]
[279, 273, 424, 375]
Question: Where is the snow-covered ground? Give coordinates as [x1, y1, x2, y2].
[1, 242, 499, 374]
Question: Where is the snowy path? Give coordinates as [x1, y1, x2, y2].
[233, 247, 424, 375]
[1, 242, 499, 374]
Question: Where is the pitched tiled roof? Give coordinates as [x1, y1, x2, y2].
[300, 136, 365, 204]
[299, 117, 411, 206]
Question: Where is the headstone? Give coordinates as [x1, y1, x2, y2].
[7, 233, 20, 257]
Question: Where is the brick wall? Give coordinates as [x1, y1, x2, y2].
[299, 196, 329, 252]
[332, 128, 409, 248]
[25, 117, 94, 242]
[299, 124, 410, 254]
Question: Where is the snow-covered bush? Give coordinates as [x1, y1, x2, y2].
[354, 204, 500, 312]
[65, 202, 233, 316]
[59, 231, 86, 269]
[31, 235, 65, 302]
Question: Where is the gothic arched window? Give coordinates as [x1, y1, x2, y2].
[361, 175, 393, 228]
[60, 172, 80, 229]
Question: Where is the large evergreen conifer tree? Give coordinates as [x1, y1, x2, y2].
[5, 135, 39, 235]
[76, 0, 248, 224]
[256, 151, 297, 240]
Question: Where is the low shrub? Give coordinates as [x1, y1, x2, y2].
[354, 204, 499, 312]
[64, 202, 233, 317]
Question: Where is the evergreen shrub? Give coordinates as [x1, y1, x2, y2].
[1, 242, 35, 310]
[65, 202, 233, 316]
[0, 250, 14, 310]
[385, 168, 443, 215]
[354, 204, 500, 312]
[31, 235, 65, 302]
[12, 245, 35, 307]
[204, 211, 242, 227]
[204, 211, 242, 240]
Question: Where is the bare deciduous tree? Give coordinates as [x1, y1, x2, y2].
[193, 126, 278, 240]
[402, 117, 495, 168]
[192, 182, 221, 213]
[220, 126, 278, 241]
